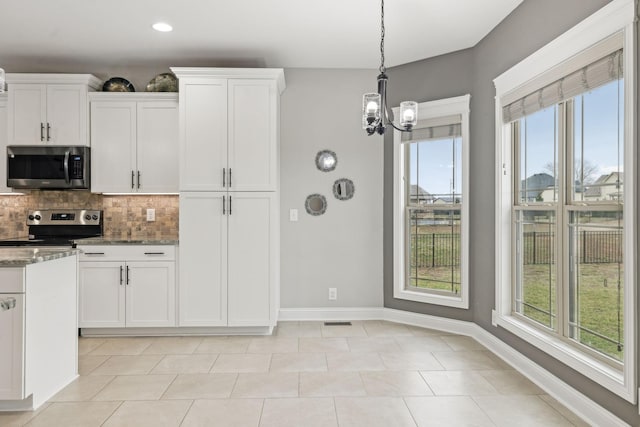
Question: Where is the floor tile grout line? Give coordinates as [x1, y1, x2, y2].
[177, 399, 195, 427]
[157, 373, 179, 401]
[401, 396, 420, 427]
[97, 400, 124, 427]
[469, 395, 503, 427]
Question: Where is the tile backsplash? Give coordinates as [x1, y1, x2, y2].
[0, 191, 178, 240]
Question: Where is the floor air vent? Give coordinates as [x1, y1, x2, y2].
[324, 321, 352, 326]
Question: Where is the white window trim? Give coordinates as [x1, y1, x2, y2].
[493, 0, 636, 402]
[393, 94, 470, 309]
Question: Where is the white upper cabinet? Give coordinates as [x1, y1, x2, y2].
[6, 74, 100, 146]
[90, 93, 178, 194]
[173, 68, 285, 192]
[0, 94, 11, 193]
[179, 79, 227, 192]
[228, 79, 278, 192]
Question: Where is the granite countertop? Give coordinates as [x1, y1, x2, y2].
[0, 247, 80, 266]
[75, 237, 179, 246]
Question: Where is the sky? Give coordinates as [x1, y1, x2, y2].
[520, 79, 623, 184]
[409, 79, 623, 198]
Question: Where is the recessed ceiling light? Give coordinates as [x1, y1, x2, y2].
[152, 22, 173, 32]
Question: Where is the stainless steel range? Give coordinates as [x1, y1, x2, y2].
[0, 209, 103, 247]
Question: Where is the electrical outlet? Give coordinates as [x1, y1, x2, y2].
[328, 287, 337, 301]
[289, 208, 298, 222]
[146, 208, 155, 222]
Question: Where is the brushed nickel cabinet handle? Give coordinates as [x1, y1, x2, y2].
[137, 171, 141, 189]
[40, 123, 44, 141]
[223, 168, 226, 187]
[0, 297, 16, 311]
[46, 123, 51, 141]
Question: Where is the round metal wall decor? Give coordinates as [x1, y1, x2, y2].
[333, 178, 355, 201]
[315, 150, 337, 172]
[305, 194, 327, 216]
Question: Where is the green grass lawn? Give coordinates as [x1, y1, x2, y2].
[408, 219, 624, 362]
[522, 263, 623, 361]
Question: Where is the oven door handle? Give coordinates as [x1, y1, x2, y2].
[63, 150, 70, 184]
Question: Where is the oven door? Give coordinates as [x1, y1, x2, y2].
[7, 146, 90, 189]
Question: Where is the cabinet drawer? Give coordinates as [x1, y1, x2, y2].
[78, 245, 176, 261]
[0, 268, 25, 293]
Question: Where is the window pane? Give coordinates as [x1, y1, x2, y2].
[407, 208, 460, 294]
[572, 79, 624, 202]
[409, 137, 462, 204]
[514, 210, 556, 329]
[517, 107, 558, 203]
[568, 210, 624, 361]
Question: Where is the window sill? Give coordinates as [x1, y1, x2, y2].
[492, 310, 634, 403]
[394, 287, 469, 309]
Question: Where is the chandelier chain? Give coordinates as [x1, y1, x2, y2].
[379, 0, 386, 74]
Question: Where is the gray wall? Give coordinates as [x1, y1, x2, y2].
[279, 69, 384, 309]
[385, 0, 640, 424]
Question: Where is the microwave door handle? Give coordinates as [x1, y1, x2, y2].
[63, 151, 70, 183]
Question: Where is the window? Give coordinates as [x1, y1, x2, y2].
[393, 95, 470, 308]
[494, 0, 635, 402]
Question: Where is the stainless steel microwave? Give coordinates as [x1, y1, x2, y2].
[7, 146, 90, 190]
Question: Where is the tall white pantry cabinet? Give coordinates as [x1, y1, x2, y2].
[172, 68, 284, 329]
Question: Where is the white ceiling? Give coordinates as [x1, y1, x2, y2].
[0, 0, 523, 70]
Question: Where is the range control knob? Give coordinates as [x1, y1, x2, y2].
[85, 214, 92, 221]
[34, 215, 41, 221]
[92, 214, 99, 220]
[28, 215, 35, 221]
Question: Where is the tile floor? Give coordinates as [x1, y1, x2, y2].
[0, 321, 590, 427]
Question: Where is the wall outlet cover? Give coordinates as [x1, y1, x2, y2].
[146, 208, 156, 222]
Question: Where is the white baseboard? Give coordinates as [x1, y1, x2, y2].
[279, 306, 629, 427]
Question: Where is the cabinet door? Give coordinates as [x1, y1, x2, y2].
[179, 79, 228, 191]
[228, 79, 278, 191]
[0, 294, 24, 400]
[137, 101, 179, 193]
[78, 261, 125, 328]
[7, 84, 46, 145]
[125, 261, 176, 327]
[90, 101, 137, 193]
[179, 192, 228, 326]
[46, 84, 88, 146]
[227, 192, 277, 326]
[0, 96, 11, 193]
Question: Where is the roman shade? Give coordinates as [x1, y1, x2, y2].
[501, 32, 624, 123]
[401, 114, 462, 143]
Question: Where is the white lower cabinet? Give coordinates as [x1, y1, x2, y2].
[179, 192, 277, 327]
[0, 293, 24, 400]
[0, 256, 78, 409]
[78, 246, 176, 328]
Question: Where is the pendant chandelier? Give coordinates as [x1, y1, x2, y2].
[362, 0, 418, 136]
